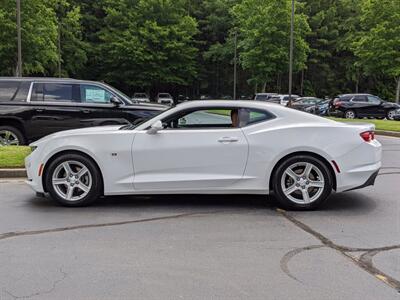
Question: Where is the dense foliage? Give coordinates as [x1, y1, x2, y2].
[0, 0, 399, 101]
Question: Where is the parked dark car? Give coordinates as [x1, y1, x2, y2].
[291, 97, 325, 113]
[329, 94, 400, 120]
[0, 78, 167, 145]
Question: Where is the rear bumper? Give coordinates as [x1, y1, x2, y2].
[342, 169, 379, 192]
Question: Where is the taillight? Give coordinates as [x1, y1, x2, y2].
[360, 131, 375, 142]
[331, 98, 342, 109]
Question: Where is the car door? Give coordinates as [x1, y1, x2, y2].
[77, 83, 130, 127]
[132, 108, 249, 190]
[349, 95, 368, 117]
[366, 95, 386, 117]
[27, 82, 82, 139]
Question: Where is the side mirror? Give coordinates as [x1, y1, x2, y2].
[147, 120, 163, 134]
[110, 96, 123, 106]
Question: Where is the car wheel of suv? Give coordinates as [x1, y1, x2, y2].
[387, 109, 396, 120]
[345, 110, 356, 119]
[0, 126, 25, 146]
[272, 155, 333, 210]
[45, 153, 102, 207]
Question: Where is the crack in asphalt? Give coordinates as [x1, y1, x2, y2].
[277, 209, 400, 292]
[0, 211, 219, 242]
[3, 267, 67, 299]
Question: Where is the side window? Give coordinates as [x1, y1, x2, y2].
[0, 81, 20, 101]
[31, 83, 44, 101]
[367, 96, 381, 104]
[164, 107, 273, 129]
[352, 95, 367, 102]
[43, 83, 73, 102]
[80, 84, 113, 103]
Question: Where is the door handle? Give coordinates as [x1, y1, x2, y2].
[35, 109, 44, 112]
[218, 137, 239, 143]
[81, 109, 91, 114]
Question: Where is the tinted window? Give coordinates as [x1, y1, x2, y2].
[0, 81, 19, 101]
[352, 95, 367, 102]
[367, 96, 381, 104]
[81, 84, 113, 103]
[255, 95, 269, 101]
[43, 83, 73, 102]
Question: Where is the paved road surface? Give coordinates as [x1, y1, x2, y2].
[0, 136, 399, 299]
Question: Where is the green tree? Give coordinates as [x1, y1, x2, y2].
[97, 0, 198, 93]
[232, 0, 310, 92]
[353, 0, 400, 102]
[0, 0, 58, 75]
[55, 0, 88, 77]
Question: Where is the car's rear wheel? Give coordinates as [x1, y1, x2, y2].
[272, 155, 333, 210]
[387, 109, 396, 120]
[345, 110, 356, 119]
[45, 153, 102, 206]
[0, 126, 25, 146]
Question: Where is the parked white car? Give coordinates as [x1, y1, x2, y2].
[156, 93, 174, 105]
[254, 93, 277, 101]
[275, 94, 300, 106]
[25, 100, 381, 210]
[132, 93, 150, 103]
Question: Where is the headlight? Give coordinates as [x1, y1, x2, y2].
[30, 145, 38, 152]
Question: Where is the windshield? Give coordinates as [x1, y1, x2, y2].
[134, 93, 147, 98]
[255, 95, 269, 101]
[120, 107, 171, 130]
[159, 94, 171, 98]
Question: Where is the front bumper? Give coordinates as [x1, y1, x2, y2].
[25, 151, 45, 193]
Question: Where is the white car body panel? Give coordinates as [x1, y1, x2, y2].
[25, 100, 382, 197]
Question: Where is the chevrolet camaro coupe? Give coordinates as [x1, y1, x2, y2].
[25, 100, 382, 210]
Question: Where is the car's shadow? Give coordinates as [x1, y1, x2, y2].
[30, 191, 377, 215]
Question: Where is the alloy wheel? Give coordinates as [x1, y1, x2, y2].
[0, 130, 19, 146]
[345, 110, 355, 119]
[52, 160, 93, 202]
[387, 110, 395, 120]
[280, 162, 325, 204]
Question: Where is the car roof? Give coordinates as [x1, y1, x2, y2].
[0, 77, 107, 85]
[339, 93, 372, 97]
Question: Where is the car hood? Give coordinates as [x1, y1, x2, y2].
[383, 101, 400, 108]
[31, 125, 122, 146]
[124, 103, 168, 110]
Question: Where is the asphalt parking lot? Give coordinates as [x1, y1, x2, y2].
[0, 136, 399, 299]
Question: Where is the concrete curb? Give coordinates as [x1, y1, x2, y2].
[375, 130, 400, 138]
[0, 168, 27, 178]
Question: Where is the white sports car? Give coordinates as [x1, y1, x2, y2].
[25, 100, 382, 210]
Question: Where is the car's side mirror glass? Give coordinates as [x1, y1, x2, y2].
[147, 120, 163, 134]
[110, 96, 123, 106]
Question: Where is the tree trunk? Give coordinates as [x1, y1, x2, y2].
[396, 77, 400, 104]
[300, 69, 304, 96]
[262, 81, 267, 93]
[254, 83, 258, 94]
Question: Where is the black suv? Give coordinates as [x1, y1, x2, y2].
[329, 93, 399, 120]
[0, 78, 167, 145]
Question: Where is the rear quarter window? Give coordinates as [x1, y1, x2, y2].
[0, 81, 20, 101]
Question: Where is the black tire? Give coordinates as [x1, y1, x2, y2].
[0, 126, 25, 146]
[272, 155, 333, 210]
[45, 153, 102, 207]
[344, 110, 356, 119]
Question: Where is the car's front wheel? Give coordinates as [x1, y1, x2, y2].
[387, 109, 396, 120]
[45, 153, 102, 206]
[0, 126, 25, 146]
[272, 155, 333, 210]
